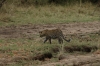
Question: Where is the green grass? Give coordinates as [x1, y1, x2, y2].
[0, 3, 100, 26]
[0, 33, 99, 53]
[0, 33, 100, 66]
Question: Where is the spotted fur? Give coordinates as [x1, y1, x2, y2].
[39, 29, 70, 44]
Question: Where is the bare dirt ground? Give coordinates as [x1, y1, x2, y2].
[40, 54, 100, 66]
[0, 21, 100, 66]
[0, 21, 100, 39]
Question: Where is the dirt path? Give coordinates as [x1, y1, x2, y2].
[0, 21, 100, 39]
[40, 54, 100, 66]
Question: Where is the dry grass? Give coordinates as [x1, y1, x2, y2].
[0, 3, 100, 26]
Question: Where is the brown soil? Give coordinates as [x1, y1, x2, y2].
[40, 54, 100, 66]
[0, 21, 100, 39]
[0, 21, 100, 66]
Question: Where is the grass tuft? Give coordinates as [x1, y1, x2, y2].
[0, 3, 100, 26]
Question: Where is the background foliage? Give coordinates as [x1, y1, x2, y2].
[0, 0, 99, 6]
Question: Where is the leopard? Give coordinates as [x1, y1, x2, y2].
[39, 29, 70, 44]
